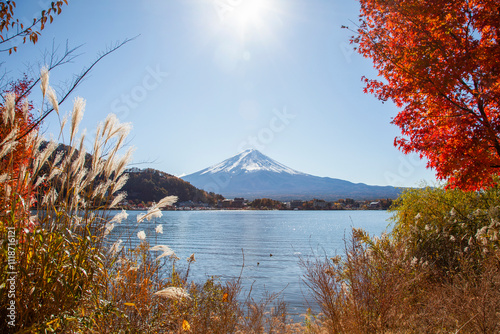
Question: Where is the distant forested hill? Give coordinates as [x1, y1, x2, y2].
[123, 168, 224, 205]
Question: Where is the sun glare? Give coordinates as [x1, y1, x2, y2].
[217, 0, 277, 38]
[235, 0, 267, 26]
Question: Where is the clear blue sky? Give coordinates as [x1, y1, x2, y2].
[6, 0, 436, 187]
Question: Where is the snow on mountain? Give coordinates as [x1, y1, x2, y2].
[199, 149, 303, 175]
[181, 149, 401, 200]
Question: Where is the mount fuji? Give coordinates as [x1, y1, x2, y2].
[181, 149, 401, 200]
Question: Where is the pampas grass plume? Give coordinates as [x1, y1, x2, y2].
[137, 230, 146, 241]
[3, 93, 15, 125]
[150, 245, 175, 261]
[70, 97, 85, 142]
[154, 287, 191, 301]
[40, 66, 49, 97]
[47, 87, 59, 116]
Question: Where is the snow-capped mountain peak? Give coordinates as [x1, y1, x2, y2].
[199, 149, 303, 175]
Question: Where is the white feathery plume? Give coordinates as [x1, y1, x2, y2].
[92, 179, 112, 199]
[101, 114, 118, 139]
[22, 100, 29, 121]
[70, 148, 87, 174]
[3, 93, 16, 124]
[40, 66, 49, 98]
[47, 87, 59, 116]
[110, 192, 126, 208]
[0, 127, 18, 146]
[4, 185, 11, 199]
[113, 173, 129, 193]
[59, 114, 68, 137]
[52, 151, 64, 167]
[34, 175, 46, 188]
[0, 139, 18, 160]
[137, 208, 162, 223]
[103, 222, 115, 237]
[70, 97, 85, 142]
[71, 168, 87, 193]
[155, 224, 163, 234]
[77, 130, 86, 153]
[137, 230, 146, 241]
[137, 196, 178, 223]
[110, 209, 128, 224]
[0, 173, 8, 184]
[42, 188, 58, 206]
[150, 245, 176, 261]
[109, 239, 123, 256]
[109, 121, 132, 141]
[47, 166, 62, 182]
[34, 141, 57, 174]
[113, 147, 134, 180]
[154, 287, 191, 301]
[156, 196, 178, 209]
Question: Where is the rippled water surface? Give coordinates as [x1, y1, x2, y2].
[108, 210, 392, 317]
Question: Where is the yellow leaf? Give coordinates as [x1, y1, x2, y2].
[124, 302, 136, 307]
[182, 319, 191, 331]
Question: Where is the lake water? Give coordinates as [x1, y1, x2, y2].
[108, 210, 393, 318]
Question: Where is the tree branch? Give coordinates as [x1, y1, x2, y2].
[16, 36, 138, 140]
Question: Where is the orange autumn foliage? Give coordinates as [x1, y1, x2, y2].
[0, 77, 37, 222]
[353, 0, 500, 190]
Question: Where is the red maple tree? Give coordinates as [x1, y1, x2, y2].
[353, 0, 500, 190]
[0, 76, 37, 223]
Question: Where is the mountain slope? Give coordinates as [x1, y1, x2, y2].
[182, 149, 401, 200]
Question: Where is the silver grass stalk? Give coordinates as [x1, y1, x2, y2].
[42, 188, 58, 206]
[70, 148, 87, 175]
[137, 230, 146, 241]
[109, 239, 123, 256]
[154, 287, 191, 301]
[33, 141, 57, 174]
[113, 148, 134, 181]
[34, 175, 46, 188]
[22, 100, 29, 122]
[136, 196, 178, 223]
[0, 139, 18, 160]
[47, 166, 62, 182]
[0, 173, 8, 184]
[4, 185, 11, 199]
[47, 87, 59, 116]
[113, 173, 129, 194]
[40, 66, 49, 98]
[101, 114, 117, 139]
[0, 126, 19, 145]
[109, 122, 132, 141]
[110, 209, 128, 224]
[149, 245, 176, 261]
[71, 169, 88, 193]
[3, 93, 16, 124]
[156, 195, 178, 209]
[51, 151, 64, 167]
[70, 97, 85, 142]
[103, 222, 115, 237]
[110, 192, 126, 208]
[0, 126, 18, 146]
[137, 208, 162, 223]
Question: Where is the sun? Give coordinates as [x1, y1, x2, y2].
[217, 0, 274, 37]
[234, 0, 267, 26]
